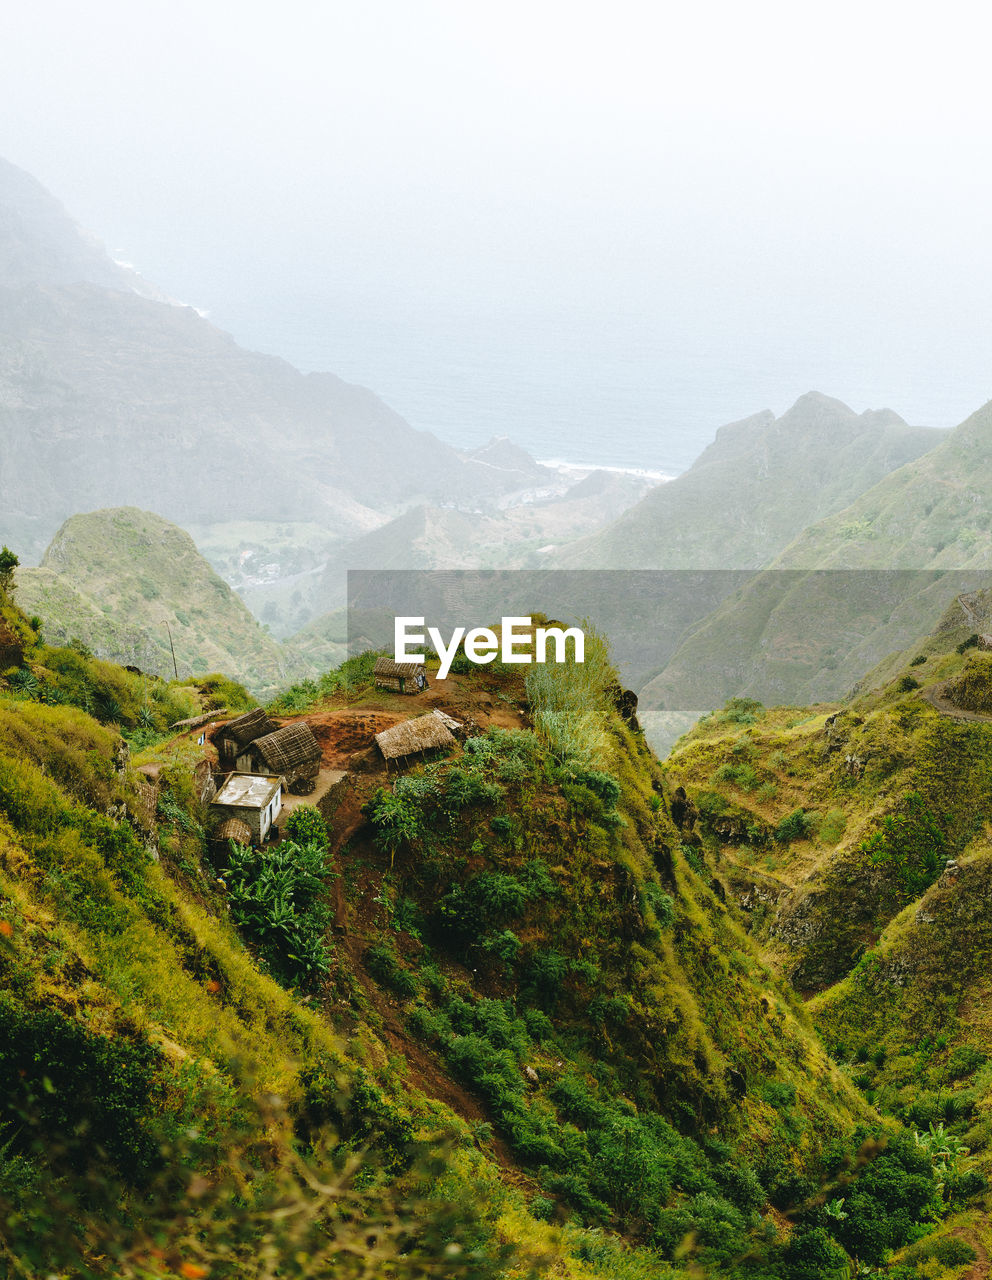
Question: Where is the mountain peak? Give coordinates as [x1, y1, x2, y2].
[780, 390, 857, 421]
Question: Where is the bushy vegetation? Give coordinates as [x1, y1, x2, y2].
[180, 671, 257, 713]
[859, 791, 946, 900]
[525, 628, 616, 766]
[0, 603, 527, 1277]
[0, 1073, 514, 1280]
[0, 996, 162, 1181]
[267, 649, 382, 713]
[220, 821, 332, 989]
[2, 589, 986, 1278]
[0, 589, 259, 750]
[945, 649, 992, 712]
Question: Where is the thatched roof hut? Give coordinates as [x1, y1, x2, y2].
[244, 723, 323, 794]
[209, 711, 277, 757]
[252, 723, 322, 772]
[375, 715, 456, 764]
[213, 816, 253, 847]
[374, 656, 427, 694]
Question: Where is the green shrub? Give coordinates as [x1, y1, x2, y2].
[572, 768, 622, 809]
[220, 839, 331, 988]
[523, 948, 569, 1006]
[529, 1195, 556, 1222]
[366, 786, 427, 857]
[818, 807, 847, 844]
[285, 805, 329, 851]
[444, 767, 502, 809]
[903, 1233, 977, 1266]
[718, 697, 763, 726]
[0, 996, 161, 1182]
[365, 944, 419, 997]
[761, 1081, 797, 1110]
[482, 929, 521, 965]
[641, 882, 675, 928]
[778, 1226, 850, 1279]
[775, 808, 816, 843]
[523, 1008, 555, 1042]
[860, 792, 946, 899]
[832, 1134, 941, 1264]
[297, 1063, 416, 1175]
[946, 1044, 987, 1079]
[434, 864, 554, 943]
[695, 790, 728, 823]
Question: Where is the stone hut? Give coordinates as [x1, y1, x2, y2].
[210, 772, 284, 844]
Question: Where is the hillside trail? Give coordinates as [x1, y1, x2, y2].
[954, 1228, 990, 1280]
[920, 681, 992, 724]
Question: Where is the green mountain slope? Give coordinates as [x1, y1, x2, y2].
[776, 398, 992, 570]
[663, 606, 992, 1256]
[3, 588, 964, 1278]
[14, 507, 320, 693]
[637, 400, 992, 743]
[554, 393, 943, 570]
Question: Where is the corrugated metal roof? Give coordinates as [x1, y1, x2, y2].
[213, 772, 283, 809]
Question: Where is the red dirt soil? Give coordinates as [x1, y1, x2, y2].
[304, 710, 407, 769]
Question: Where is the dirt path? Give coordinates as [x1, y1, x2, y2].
[953, 1228, 990, 1280]
[920, 681, 992, 724]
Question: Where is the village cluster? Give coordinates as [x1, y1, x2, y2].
[162, 656, 468, 849]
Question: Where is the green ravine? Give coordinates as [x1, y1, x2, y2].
[1, 581, 989, 1278]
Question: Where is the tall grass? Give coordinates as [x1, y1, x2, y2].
[524, 627, 616, 768]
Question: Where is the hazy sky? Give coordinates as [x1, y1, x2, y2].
[2, 1, 991, 465]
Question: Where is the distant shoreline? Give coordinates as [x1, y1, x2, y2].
[537, 458, 677, 484]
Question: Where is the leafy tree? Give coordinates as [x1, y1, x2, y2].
[285, 804, 329, 851]
[0, 545, 18, 595]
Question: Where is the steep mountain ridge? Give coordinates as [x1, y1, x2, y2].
[0, 157, 164, 296]
[554, 392, 944, 570]
[637, 398, 992, 740]
[775, 397, 992, 570]
[0, 160, 552, 564]
[662, 597, 992, 1263]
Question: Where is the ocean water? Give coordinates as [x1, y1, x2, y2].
[206, 288, 984, 477]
